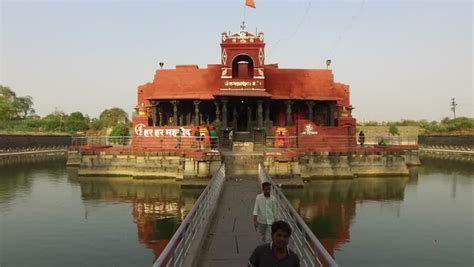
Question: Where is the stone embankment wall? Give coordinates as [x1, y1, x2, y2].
[264, 151, 417, 179]
[418, 135, 474, 147]
[69, 150, 221, 180]
[0, 134, 71, 150]
[223, 154, 264, 176]
[418, 135, 474, 162]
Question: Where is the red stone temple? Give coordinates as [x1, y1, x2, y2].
[132, 28, 356, 150]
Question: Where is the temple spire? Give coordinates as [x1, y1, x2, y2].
[240, 21, 246, 31]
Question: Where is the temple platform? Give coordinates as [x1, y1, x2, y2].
[67, 142, 419, 185]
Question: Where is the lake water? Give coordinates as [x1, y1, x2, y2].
[285, 157, 473, 267]
[0, 156, 472, 266]
[0, 158, 201, 267]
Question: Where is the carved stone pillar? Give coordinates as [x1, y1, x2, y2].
[285, 101, 293, 126]
[313, 105, 318, 124]
[158, 104, 163, 126]
[214, 100, 221, 124]
[193, 100, 201, 126]
[221, 98, 228, 128]
[328, 102, 335, 127]
[171, 100, 179, 126]
[247, 106, 252, 131]
[232, 106, 238, 129]
[305, 101, 315, 122]
[257, 100, 263, 128]
[150, 101, 158, 126]
[264, 100, 270, 122]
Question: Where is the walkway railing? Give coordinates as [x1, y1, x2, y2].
[72, 135, 416, 152]
[153, 164, 226, 267]
[258, 164, 338, 267]
[70, 136, 220, 150]
[71, 136, 132, 147]
[266, 135, 417, 150]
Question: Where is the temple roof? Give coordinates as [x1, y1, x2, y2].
[264, 68, 343, 100]
[139, 64, 348, 102]
[143, 67, 221, 100]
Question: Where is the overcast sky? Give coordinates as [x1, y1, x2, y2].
[1, 0, 472, 122]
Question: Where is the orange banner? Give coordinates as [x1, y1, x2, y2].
[245, 0, 256, 8]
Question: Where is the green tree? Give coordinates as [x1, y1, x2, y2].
[109, 122, 130, 144]
[64, 112, 89, 133]
[41, 110, 66, 131]
[388, 124, 400, 136]
[13, 96, 35, 119]
[0, 85, 34, 120]
[99, 108, 128, 128]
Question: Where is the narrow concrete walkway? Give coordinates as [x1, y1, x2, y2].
[198, 176, 261, 267]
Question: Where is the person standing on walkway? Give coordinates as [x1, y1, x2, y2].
[358, 130, 365, 146]
[175, 128, 183, 149]
[228, 129, 234, 148]
[194, 126, 201, 150]
[210, 126, 218, 151]
[253, 182, 278, 244]
[248, 220, 300, 267]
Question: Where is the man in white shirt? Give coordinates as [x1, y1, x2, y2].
[253, 181, 278, 243]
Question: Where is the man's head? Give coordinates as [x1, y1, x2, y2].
[271, 221, 292, 249]
[197, 126, 200, 130]
[262, 182, 271, 197]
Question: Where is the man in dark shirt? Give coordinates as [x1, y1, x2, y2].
[194, 126, 201, 150]
[248, 220, 300, 267]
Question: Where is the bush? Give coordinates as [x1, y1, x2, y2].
[108, 123, 130, 144]
[388, 124, 400, 136]
[445, 117, 474, 131]
[64, 112, 89, 133]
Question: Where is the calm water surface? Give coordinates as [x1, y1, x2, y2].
[0, 157, 472, 266]
[0, 158, 201, 267]
[285, 157, 474, 267]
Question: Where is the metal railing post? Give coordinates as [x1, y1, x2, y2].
[258, 164, 338, 267]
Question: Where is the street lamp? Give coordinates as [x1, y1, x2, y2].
[326, 59, 332, 69]
[159, 62, 164, 69]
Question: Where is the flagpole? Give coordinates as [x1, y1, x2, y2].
[243, 4, 246, 30]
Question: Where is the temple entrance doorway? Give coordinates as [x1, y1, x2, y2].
[236, 103, 248, 131]
[228, 98, 255, 141]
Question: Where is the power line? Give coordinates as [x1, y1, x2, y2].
[324, 0, 366, 67]
[266, 0, 313, 60]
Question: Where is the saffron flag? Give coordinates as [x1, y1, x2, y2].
[246, 0, 256, 8]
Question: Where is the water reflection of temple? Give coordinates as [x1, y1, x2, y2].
[70, 177, 201, 262]
[284, 177, 411, 258]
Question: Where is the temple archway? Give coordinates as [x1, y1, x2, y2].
[232, 54, 254, 79]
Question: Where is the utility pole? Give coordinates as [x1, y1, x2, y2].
[450, 98, 457, 119]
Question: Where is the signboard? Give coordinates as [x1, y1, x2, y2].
[301, 123, 318, 135]
[134, 124, 193, 137]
